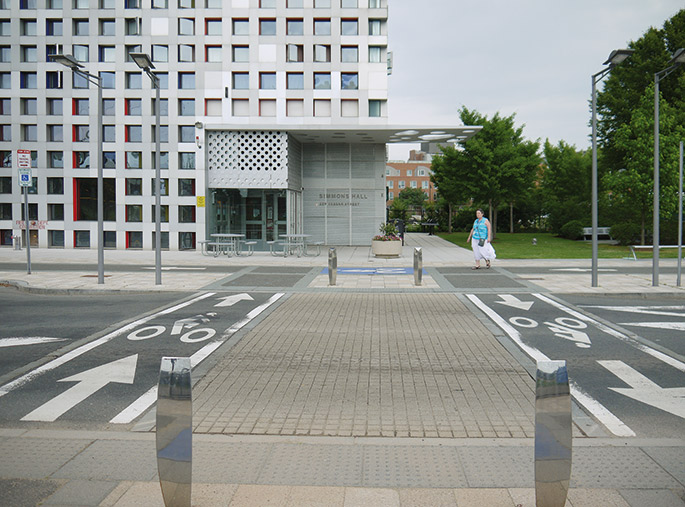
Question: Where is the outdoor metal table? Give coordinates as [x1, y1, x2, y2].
[210, 233, 246, 257]
[279, 234, 312, 257]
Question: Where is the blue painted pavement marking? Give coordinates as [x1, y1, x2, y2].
[319, 267, 425, 275]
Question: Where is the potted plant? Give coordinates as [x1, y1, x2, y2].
[371, 222, 402, 257]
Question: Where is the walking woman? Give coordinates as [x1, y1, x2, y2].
[466, 208, 496, 269]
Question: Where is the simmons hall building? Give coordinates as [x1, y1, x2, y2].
[0, 0, 479, 251]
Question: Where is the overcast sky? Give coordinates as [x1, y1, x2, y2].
[386, 0, 683, 160]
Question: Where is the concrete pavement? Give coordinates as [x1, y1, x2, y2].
[0, 234, 683, 506]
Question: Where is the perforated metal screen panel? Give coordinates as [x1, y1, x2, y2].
[207, 130, 289, 189]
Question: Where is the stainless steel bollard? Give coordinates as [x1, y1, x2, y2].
[535, 360, 572, 507]
[157, 357, 192, 507]
[413, 247, 422, 286]
[328, 247, 337, 285]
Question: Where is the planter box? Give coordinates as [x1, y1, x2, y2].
[371, 239, 402, 257]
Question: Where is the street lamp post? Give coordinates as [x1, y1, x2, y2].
[591, 49, 633, 287]
[50, 54, 105, 284]
[130, 53, 162, 286]
[653, 48, 685, 287]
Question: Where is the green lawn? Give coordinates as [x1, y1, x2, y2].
[436, 232, 682, 259]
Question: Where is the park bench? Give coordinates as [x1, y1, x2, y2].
[582, 227, 612, 240]
[627, 244, 682, 261]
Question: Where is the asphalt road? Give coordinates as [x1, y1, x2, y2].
[0, 290, 284, 428]
[467, 292, 685, 439]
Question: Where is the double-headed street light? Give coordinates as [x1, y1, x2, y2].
[130, 53, 162, 286]
[50, 54, 105, 285]
[653, 48, 685, 286]
[591, 49, 633, 287]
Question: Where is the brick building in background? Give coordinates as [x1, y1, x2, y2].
[385, 150, 436, 206]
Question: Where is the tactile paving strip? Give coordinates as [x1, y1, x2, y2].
[362, 446, 467, 488]
[193, 442, 272, 483]
[51, 440, 157, 481]
[570, 447, 681, 489]
[442, 274, 526, 289]
[222, 274, 305, 287]
[257, 444, 363, 486]
[252, 267, 314, 274]
[458, 447, 533, 487]
[0, 439, 90, 479]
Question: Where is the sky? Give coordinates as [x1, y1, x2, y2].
[385, 0, 684, 160]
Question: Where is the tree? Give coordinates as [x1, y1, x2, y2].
[430, 144, 470, 232]
[603, 84, 685, 243]
[396, 188, 427, 208]
[540, 140, 592, 234]
[455, 107, 541, 236]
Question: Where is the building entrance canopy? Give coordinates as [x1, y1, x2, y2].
[203, 124, 481, 146]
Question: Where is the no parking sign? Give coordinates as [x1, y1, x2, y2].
[17, 149, 31, 187]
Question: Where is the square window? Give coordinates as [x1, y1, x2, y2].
[21, 98, 36, 114]
[48, 151, 63, 168]
[103, 125, 115, 142]
[369, 99, 383, 117]
[126, 125, 142, 142]
[0, 72, 10, 88]
[260, 72, 276, 89]
[369, 46, 382, 63]
[232, 45, 249, 62]
[151, 205, 169, 222]
[178, 73, 195, 89]
[100, 19, 115, 35]
[103, 151, 116, 168]
[47, 98, 63, 115]
[125, 98, 141, 115]
[179, 232, 195, 250]
[126, 72, 142, 89]
[23, 124, 38, 142]
[178, 178, 195, 196]
[152, 126, 169, 143]
[179, 44, 195, 62]
[102, 98, 116, 115]
[151, 178, 169, 196]
[73, 125, 90, 142]
[286, 99, 304, 117]
[21, 46, 37, 62]
[48, 203, 64, 221]
[0, 46, 10, 62]
[341, 46, 358, 63]
[178, 17, 194, 35]
[179, 205, 196, 223]
[100, 71, 116, 89]
[179, 99, 195, 116]
[49, 230, 65, 248]
[152, 45, 169, 62]
[286, 44, 303, 62]
[0, 202, 11, 220]
[179, 152, 195, 169]
[341, 19, 358, 35]
[260, 19, 276, 35]
[73, 73, 90, 89]
[99, 45, 115, 62]
[233, 72, 249, 89]
[73, 98, 89, 115]
[48, 124, 64, 142]
[232, 99, 249, 117]
[287, 73, 304, 90]
[126, 231, 142, 249]
[46, 19, 63, 35]
[206, 0, 221, 7]
[153, 98, 169, 116]
[314, 19, 330, 35]
[21, 20, 37, 36]
[0, 150, 9, 167]
[125, 44, 142, 62]
[178, 0, 194, 7]
[126, 204, 142, 222]
[205, 98, 221, 116]
[125, 18, 140, 35]
[47, 177, 64, 194]
[74, 151, 90, 168]
[125, 151, 142, 168]
[341, 99, 358, 117]
[72, 44, 89, 62]
[206, 45, 221, 62]
[259, 99, 276, 117]
[125, 178, 142, 195]
[287, 19, 303, 35]
[152, 0, 168, 7]
[314, 73, 331, 89]
[157, 73, 169, 89]
[21, 72, 38, 89]
[341, 0, 357, 7]
[233, 18, 249, 35]
[341, 73, 358, 90]
[0, 176, 11, 192]
[73, 19, 89, 36]
[369, 19, 381, 35]
[206, 19, 221, 35]
[315, 0, 330, 6]
[179, 125, 194, 143]
[0, 124, 10, 141]
[314, 44, 331, 62]
[287, 0, 302, 6]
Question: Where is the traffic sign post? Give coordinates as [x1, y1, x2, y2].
[17, 149, 32, 274]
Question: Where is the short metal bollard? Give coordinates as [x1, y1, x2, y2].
[535, 360, 572, 507]
[12, 234, 20, 250]
[157, 357, 192, 507]
[413, 247, 422, 286]
[328, 247, 337, 285]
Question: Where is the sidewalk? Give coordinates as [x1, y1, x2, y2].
[0, 235, 684, 506]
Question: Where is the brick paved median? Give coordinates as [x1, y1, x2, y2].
[193, 293, 535, 438]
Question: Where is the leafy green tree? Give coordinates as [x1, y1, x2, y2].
[388, 199, 409, 222]
[603, 84, 685, 243]
[430, 144, 470, 232]
[455, 107, 541, 236]
[540, 140, 592, 234]
[396, 188, 427, 208]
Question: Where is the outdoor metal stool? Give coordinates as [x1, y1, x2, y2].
[305, 241, 324, 256]
[242, 240, 257, 256]
[267, 240, 286, 257]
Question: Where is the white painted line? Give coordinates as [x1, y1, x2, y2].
[534, 294, 685, 373]
[598, 360, 685, 420]
[0, 337, 66, 348]
[0, 292, 215, 398]
[466, 294, 635, 437]
[22, 354, 138, 422]
[620, 321, 685, 331]
[582, 305, 685, 317]
[111, 292, 285, 424]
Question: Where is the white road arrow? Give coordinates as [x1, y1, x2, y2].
[21, 354, 138, 422]
[214, 293, 254, 307]
[0, 337, 66, 348]
[598, 360, 685, 419]
[496, 294, 534, 311]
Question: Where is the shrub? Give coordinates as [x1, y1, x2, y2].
[559, 220, 584, 240]
[610, 222, 640, 246]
